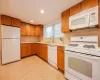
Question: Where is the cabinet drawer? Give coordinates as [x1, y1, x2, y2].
[43, 44, 48, 48]
[57, 46, 64, 51]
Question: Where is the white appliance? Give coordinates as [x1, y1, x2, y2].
[48, 45, 57, 68]
[65, 36, 100, 80]
[69, 6, 98, 30]
[1, 25, 20, 65]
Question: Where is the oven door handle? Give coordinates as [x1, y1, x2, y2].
[80, 54, 100, 60]
[66, 51, 100, 60]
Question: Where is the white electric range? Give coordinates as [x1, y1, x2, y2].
[65, 36, 100, 80]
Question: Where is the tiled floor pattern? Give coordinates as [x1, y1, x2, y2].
[0, 56, 66, 80]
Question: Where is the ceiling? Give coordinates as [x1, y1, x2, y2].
[0, 0, 83, 25]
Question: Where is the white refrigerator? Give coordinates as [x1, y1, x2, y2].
[1, 25, 20, 65]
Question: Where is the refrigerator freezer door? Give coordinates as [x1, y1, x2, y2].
[1, 25, 20, 38]
[2, 39, 20, 64]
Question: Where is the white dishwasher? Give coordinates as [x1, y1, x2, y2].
[48, 45, 58, 69]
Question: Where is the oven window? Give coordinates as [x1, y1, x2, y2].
[68, 57, 92, 78]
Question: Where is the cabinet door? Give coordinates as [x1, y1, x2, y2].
[57, 46, 64, 71]
[31, 44, 37, 55]
[70, 3, 81, 16]
[34, 26, 41, 36]
[26, 24, 31, 36]
[30, 25, 35, 36]
[12, 18, 20, 27]
[57, 51, 64, 71]
[34, 43, 41, 56]
[21, 44, 32, 58]
[40, 25, 43, 36]
[20, 22, 27, 36]
[38, 44, 42, 57]
[27, 44, 32, 56]
[61, 9, 70, 33]
[1, 15, 12, 26]
[43, 45, 48, 61]
[81, 0, 98, 11]
[21, 44, 28, 58]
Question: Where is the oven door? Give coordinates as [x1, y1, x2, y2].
[65, 51, 100, 80]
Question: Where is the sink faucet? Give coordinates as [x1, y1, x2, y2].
[50, 36, 54, 43]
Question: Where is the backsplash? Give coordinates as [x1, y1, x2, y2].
[43, 37, 64, 44]
[21, 36, 41, 43]
[43, 28, 98, 45]
[64, 28, 98, 44]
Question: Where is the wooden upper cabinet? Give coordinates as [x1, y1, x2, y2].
[81, 0, 99, 11]
[21, 22, 27, 36]
[12, 18, 20, 27]
[70, 3, 81, 16]
[1, 15, 12, 26]
[30, 25, 35, 36]
[40, 25, 43, 36]
[20, 23, 43, 36]
[34, 26, 41, 36]
[61, 9, 70, 33]
[26, 24, 31, 36]
[1, 15, 20, 27]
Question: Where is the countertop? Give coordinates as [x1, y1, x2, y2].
[21, 42, 67, 47]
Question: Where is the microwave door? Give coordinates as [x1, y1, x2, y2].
[69, 14, 89, 30]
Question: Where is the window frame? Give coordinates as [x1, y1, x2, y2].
[44, 22, 63, 38]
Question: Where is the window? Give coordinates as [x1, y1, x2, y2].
[54, 22, 63, 38]
[44, 25, 53, 38]
[44, 22, 63, 38]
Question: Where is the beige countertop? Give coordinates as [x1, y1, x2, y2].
[21, 42, 67, 46]
[21, 42, 36, 44]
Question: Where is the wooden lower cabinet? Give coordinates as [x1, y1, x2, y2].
[41, 44, 48, 61]
[57, 46, 64, 71]
[35, 44, 48, 61]
[21, 43, 48, 62]
[31, 43, 37, 55]
[21, 43, 32, 58]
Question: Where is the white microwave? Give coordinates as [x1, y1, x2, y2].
[69, 6, 98, 30]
